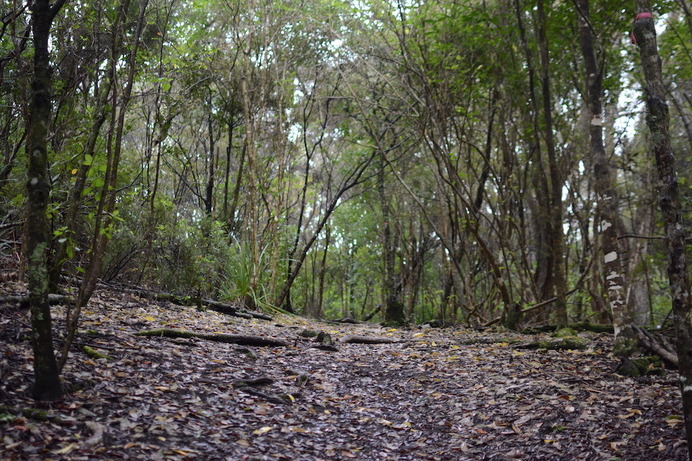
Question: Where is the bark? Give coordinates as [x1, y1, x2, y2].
[25, 0, 67, 402]
[535, 0, 567, 326]
[240, 64, 260, 310]
[633, 325, 678, 366]
[0, 293, 72, 309]
[633, 3, 692, 456]
[513, 0, 563, 323]
[379, 149, 405, 325]
[204, 100, 215, 216]
[575, 0, 634, 351]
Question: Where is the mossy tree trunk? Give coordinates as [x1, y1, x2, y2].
[632, 3, 692, 454]
[25, 0, 67, 402]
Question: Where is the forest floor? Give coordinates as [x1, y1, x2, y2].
[0, 283, 688, 460]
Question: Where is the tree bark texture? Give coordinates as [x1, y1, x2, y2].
[25, 0, 67, 401]
[575, 0, 633, 350]
[379, 150, 405, 325]
[535, 0, 567, 326]
[632, 3, 692, 455]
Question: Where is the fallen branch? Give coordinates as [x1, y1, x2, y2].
[101, 283, 273, 321]
[339, 335, 401, 344]
[0, 293, 73, 309]
[239, 387, 293, 405]
[135, 329, 288, 347]
[483, 259, 593, 328]
[633, 325, 678, 366]
[233, 377, 274, 388]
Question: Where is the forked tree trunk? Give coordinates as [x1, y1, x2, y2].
[632, 4, 692, 456]
[25, 0, 67, 401]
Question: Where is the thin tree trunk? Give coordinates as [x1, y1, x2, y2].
[379, 150, 404, 324]
[633, 4, 692, 455]
[205, 93, 215, 216]
[240, 65, 260, 310]
[59, 0, 148, 371]
[49, 78, 112, 288]
[315, 223, 331, 318]
[25, 0, 67, 402]
[575, 0, 634, 350]
[513, 0, 555, 322]
[536, 0, 567, 326]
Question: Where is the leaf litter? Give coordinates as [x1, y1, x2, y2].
[0, 284, 687, 460]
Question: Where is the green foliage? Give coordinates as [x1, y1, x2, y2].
[1, 0, 684, 338]
[220, 238, 258, 303]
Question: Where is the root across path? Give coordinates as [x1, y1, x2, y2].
[0, 285, 687, 460]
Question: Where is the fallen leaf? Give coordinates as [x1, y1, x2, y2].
[253, 426, 273, 435]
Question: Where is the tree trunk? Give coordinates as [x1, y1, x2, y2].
[632, 3, 692, 455]
[536, 0, 567, 326]
[513, 0, 561, 323]
[59, 0, 148, 371]
[575, 0, 634, 351]
[240, 63, 260, 310]
[25, 0, 67, 402]
[379, 150, 405, 325]
[205, 94, 216, 216]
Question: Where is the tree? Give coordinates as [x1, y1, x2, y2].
[575, 0, 634, 352]
[24, 0, 67, 401]
[632, 2, 692, 454]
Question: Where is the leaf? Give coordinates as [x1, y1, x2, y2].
[143, 316, 156, 322]
[54, 444, 78, 455]
[253, 426, 273, 435]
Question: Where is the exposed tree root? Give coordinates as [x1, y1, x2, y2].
[135, 329, 288, 347]
[339, 335, 402, 344]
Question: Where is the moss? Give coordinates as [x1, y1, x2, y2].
[136, 329, 196, 338]
[553, 327, 577, 338]
[22, 408, 49, 421]
[570, 322, 613, 334]
[524, 337, 588, 351]
[613, 336, 638, 358]
[81, 345, 110, 360]
[298, 329, 318, 338]
[0, 406, 50, 422]
[616, 356, 665, 377]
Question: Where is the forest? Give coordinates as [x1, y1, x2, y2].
[0, 0, 690, 458]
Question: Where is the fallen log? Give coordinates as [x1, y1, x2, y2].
[99, 283, 273, 321]
[633, 325, 678, 366]
[202, 298, 273, 321]
[135, 328, 288, 347]
[0, 293, 73, 309]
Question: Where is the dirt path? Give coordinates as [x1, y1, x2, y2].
[0, 286, 687, 460]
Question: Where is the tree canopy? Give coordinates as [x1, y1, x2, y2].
[0, 0, 689, 402]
